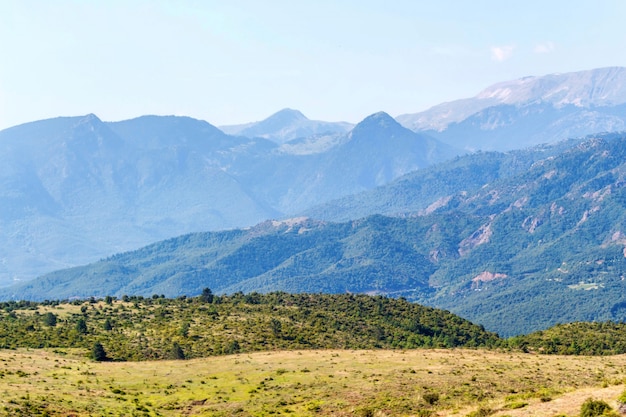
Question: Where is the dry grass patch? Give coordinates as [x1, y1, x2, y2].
[1, 348, 626, 416]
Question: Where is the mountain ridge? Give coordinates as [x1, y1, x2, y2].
[397, 67, 626, 150]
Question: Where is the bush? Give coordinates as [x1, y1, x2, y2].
[465, 407, 494, 417]
[580, 398, 616, 417]
[466, 407, 495, 417]
[422, 392, 439, 405]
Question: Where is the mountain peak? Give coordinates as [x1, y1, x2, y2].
[352, 111, 402, 133]
[266, 108, 308, 123]
[219, 109, 352, 144]
[73, 113, 104, 127]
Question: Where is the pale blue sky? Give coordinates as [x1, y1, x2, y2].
[1, 0, 625, 130]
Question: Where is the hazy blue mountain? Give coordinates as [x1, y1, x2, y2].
[397, 67, 626, 151]
[6, 133, 626, 337]
[0, 114, 277, 286]
[301, 138, 585, 222]
[219, 108, 353, 144]
[227, 111, 458, 214]
[0, 111, 455, 286]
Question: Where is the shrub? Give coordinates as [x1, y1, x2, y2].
[580, 398, 616, 417]
[465, 407, 494, 417]
[422, 392, 440, 405]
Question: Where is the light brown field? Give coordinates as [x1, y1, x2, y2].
[1, 348, 625, 416]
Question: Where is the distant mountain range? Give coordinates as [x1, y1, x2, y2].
[0, 111, 454, 286]
[398, 67, 626, 151]
[6, 132, 626, 337]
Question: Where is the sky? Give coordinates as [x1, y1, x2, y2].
[1, 0, 626, 130]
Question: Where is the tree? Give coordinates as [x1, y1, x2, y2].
[270, 318, 282, 337]
[171, 342, 185, 360]
[75, 318, 88, 334]
[43, 312, 57, 327]
[103, 318, 113, 331]
[200, 288, 214, 303]
[179, 322, 190, 337]
[91, 342, 109, 361]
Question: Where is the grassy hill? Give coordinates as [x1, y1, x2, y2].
[0, 293, 499, 361]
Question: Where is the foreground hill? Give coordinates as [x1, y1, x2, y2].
[3, 295, 626, 415]
[397, 67, 626, 150]
[0, 293, 499, 360]
[8, 133, 626, 336]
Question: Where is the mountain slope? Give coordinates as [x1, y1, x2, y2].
[7, 133, 626, 336]
[302, 138, 585, 222]
[397, 67, 626, 150]
[219, 108, 353, 144]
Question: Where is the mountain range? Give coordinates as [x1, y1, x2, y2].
[4, 131, 626, 337]
[3, 67, 626, 337]
[398, 66, 626, 151]
[0, 111, 453, 286]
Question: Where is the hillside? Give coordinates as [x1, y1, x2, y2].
[7, 133, 626, 336]
[4, 295, 626, 415]
[302, 138, 585, 221]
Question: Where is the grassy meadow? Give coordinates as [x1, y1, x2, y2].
[2, 347, 626, 416]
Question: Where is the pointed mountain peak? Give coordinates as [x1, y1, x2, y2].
[264, 108, 308, 124]
[74, 113, 103, 126]
[352, 111, 403, 133]
[259, 109, 309, 127]
[219, 109, 352, 143]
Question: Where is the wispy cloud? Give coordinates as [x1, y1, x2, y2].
[490, 45, 514, 62]
[534, 41, 556, 54]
